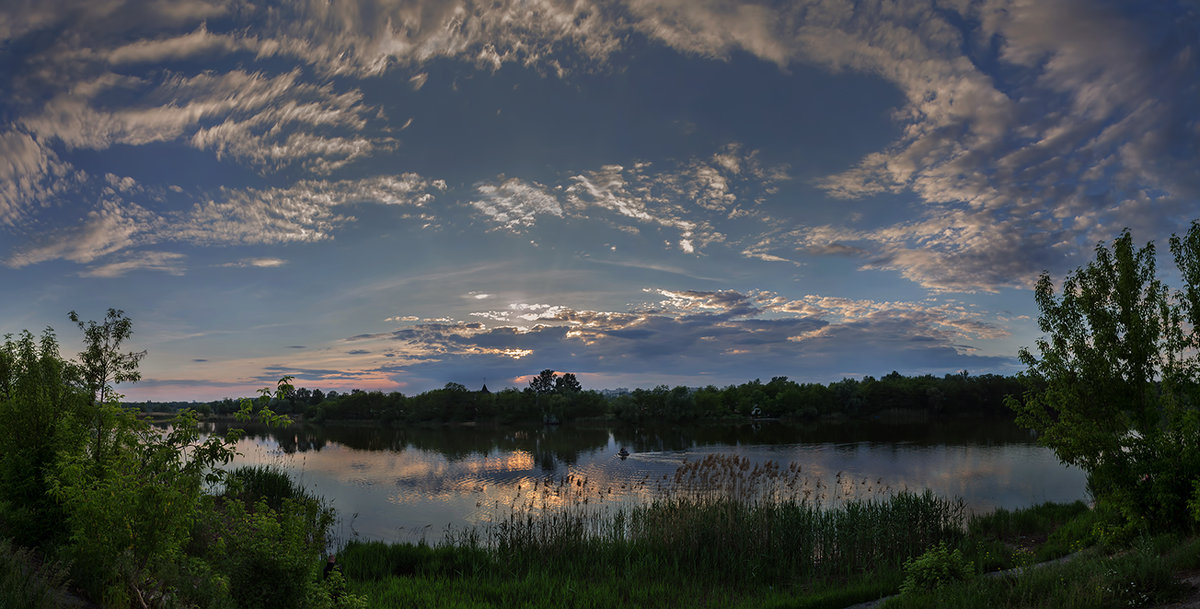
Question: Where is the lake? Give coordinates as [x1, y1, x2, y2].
[204, 418, 1089, 545]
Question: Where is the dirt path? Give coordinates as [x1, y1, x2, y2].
[1150, 571, 1200, 609]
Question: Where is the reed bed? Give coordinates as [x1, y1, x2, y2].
[437, 454, 966, 588]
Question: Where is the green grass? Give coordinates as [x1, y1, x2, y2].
[339, 455, 967, 608]
[224, 464, 320, 512]
[969, 501, 1090, 544]
[349, 569, 903, 609]
[334, 458, 1200, 609]
[965, 500, 1097, 566]
[0, 537, 70, 609]
[881, 535, 1200, 609]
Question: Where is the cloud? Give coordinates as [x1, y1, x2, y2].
[469, 178, 563, 230]
[0, 129, 81, 227]
[251, 0, 627, 76]
[106, 22, 253, 64]
[176, 173, 445, 245]
[221, 258, 288, 268]
[80, 250, 186, 277]
[605, 0, 1200, 291]
[7, 198, 160, 267]
[470, 145, 787, 253]
[17, 64, 384, 175]
[333, 287, 1011, 390]
[3, 0, 1194, 295]
[5, 173, 445, 268]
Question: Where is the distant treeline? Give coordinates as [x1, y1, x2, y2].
[129, 370, 1024, 425]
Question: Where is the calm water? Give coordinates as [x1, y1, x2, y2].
[204, 419, 1089, 545]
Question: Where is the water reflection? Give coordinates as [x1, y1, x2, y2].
[201, 418, 1086, 545]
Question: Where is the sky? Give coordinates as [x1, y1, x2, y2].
[1, 0, 1197, 401]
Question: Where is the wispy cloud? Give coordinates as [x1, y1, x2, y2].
[5, 173, 446, 269]
[220, 258, 288, 268]
[80, 250, 186, 277]
[7, 197, 159, 267]
[469, 178, 563, 230]
[0, 129, 81, 227]
[471, 145, 787, 254]
[619, 0, 1200, 291]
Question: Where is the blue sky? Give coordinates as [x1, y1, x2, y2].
[1, 0, 1197, 401]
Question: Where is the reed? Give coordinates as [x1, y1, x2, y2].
[433, 455, 966, 588]
[223, 464, 320, 512]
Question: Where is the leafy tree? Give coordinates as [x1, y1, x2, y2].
[68, 309, 146, 467]
[68, 308, 145, 407]
[1008, 225, 1200, 533]
[0, 329, 88, 545]
[529, 369, 557, 394]
[554, 372, 581, 393]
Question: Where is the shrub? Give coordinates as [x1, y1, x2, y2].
[899, 542, 974, 595]
[215, 496, 334, 609]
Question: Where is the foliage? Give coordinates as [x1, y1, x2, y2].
[214, 497, 335, 609]
[0, 329, 88, 546]
[216, 368, 1025, 426]
[224, 465, 319, 512]
[968, 501, 1091, 555]
[0, 537, 71, 609]
[443, 457, 965, 587]
[1009, 224, 1200, 533]
[68, 308, 145, 407]
[883, 536, 1192, 609]
[49, 409, 243, 604]
[0, 311, 353, 609]
[899, 542, 974, 594]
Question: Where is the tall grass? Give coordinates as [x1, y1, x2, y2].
[472, 487, 964, 585]
[223, 465, 320, 512]
[0, 537, 71, 609]
[344, 454, 965, 603]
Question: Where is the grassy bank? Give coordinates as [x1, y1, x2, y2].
[7, 454, 1199, 609]
[325, 458, 1200, 609]
[333, 455, 968, 608]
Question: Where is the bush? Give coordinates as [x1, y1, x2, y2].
[215, 496, 335, 609]
[899, 542, 974, 595]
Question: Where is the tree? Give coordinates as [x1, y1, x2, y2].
[0, 329, 88, 545]
[554, 372, 581, 393]
[1008, 225, 1200, 532]
[69, 308, 146, 406]
[69, 308, 147, 466]
[529, 369, 557, 394]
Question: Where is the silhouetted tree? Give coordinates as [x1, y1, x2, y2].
[529, 369, 556, 394]
[554, 372, 581, 393]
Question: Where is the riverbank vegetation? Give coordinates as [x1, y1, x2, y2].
[324, 468, 1200, 609]
[131, 369, 1024, 427]
[0, 311, 362, 608]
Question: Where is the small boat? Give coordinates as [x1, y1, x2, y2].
[617, 447, 630, 459]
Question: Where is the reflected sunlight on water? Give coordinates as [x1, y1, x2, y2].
[207, 420, 1088, 545]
